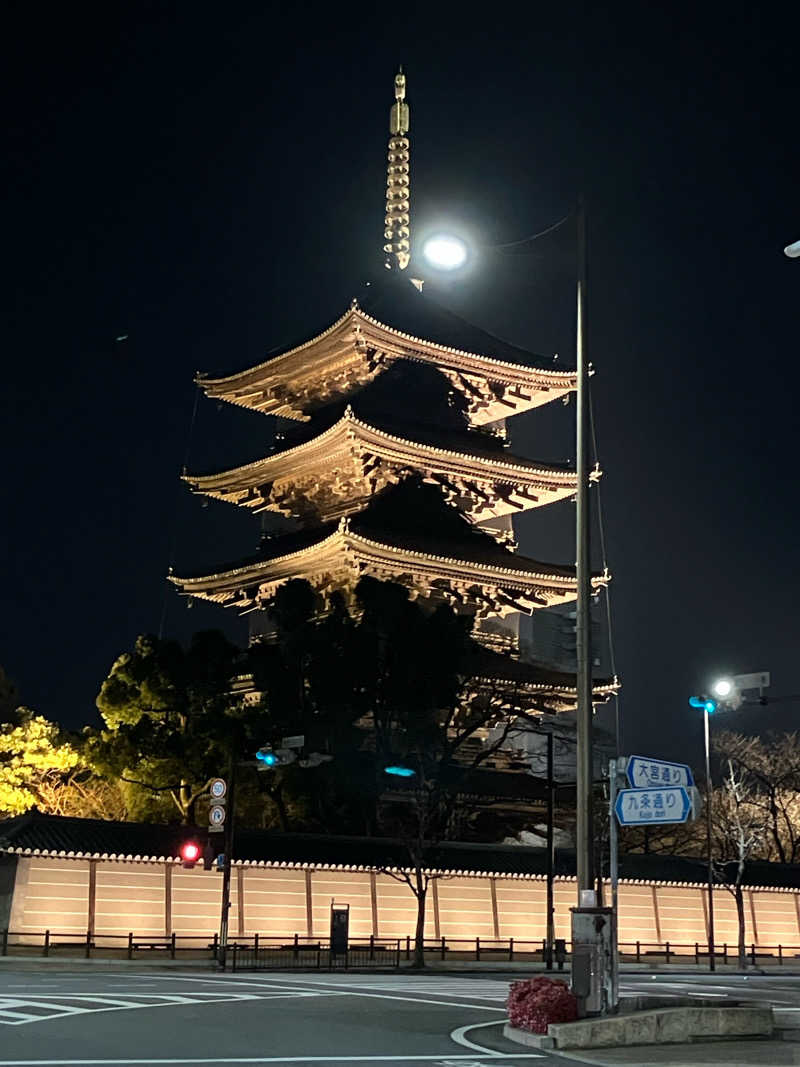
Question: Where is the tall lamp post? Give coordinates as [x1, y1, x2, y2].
[689, 693, 719, 972]
[422, 202, 594, 901]
[423, 201, 602, 1007]
[689, 672, 770, 972]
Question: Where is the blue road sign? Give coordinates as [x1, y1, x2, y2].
[626, 755, 694, 789]
[615, 786, 692, 826]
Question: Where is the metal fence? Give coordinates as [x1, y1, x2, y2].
[230, 935, 402, 971]
[2, 929, 800, 968]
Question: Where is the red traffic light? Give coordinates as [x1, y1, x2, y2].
[180, 841, 201, 868]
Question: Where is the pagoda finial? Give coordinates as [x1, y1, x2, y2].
[384, 68, 410, 271]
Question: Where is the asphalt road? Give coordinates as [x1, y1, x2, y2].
[0, 968, 799, 1067]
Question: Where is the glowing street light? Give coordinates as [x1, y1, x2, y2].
[711, 677, 734, 699]
[784, 240, 800, 258]
[422, 234, 468, 270]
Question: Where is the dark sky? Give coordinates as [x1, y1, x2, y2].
[4, 2, 798, 766]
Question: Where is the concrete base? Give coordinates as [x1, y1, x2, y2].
[504, 1007, 773, 1051]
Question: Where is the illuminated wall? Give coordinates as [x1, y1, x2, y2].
[6, 853, 800, 951]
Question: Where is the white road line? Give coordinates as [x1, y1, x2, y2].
[0, 1058, 547, 1064]
[93, 972, 508, 1012]
[0, 991, 335, 1026]
[449, 1019, 526, 1057]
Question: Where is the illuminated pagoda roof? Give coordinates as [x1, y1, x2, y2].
[170, 509, 608, 621]
[170, 69, 616, 715]
[183, 405, 597, 525]
[197, 275, 576, 427]
[465, 648, 617, 712]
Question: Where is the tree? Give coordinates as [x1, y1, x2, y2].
[90, 630, 266, 824]
[351, 576, 529, 967]
[0, 709, 81, 818]
[710, 759, 769, 970]
[713, 731, 800, 864]
[249, 575, 534, 966]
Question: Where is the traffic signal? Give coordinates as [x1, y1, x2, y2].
[384, 764, 416, 778]
[255, 745, 297, 769]
[256, 746, 279, 768]
[689, 695, 718, 714]
[180, 841, 201, 868]
[202, 842, 216, 871]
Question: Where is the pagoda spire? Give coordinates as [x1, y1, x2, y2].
[384, 68, 411, 270]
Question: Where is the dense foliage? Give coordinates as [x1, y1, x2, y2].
[507, 977, 578, 1033]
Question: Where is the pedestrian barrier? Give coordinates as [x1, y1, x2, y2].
[2, 929, 799, 968]
[230, 935, 402, 971]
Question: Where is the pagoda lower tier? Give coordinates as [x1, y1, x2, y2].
[183, 406, 598, 527]
[170, 513, 609, 621]
[196, 275, 577, 427]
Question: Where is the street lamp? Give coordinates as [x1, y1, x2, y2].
[711, 678, 733, 699]
[688, 693, 719, 971]
[784, 240, 800, 258]
[422, 233, 468, 270]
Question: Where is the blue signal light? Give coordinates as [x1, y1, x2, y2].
[384, 765, 416, 778]
[256, 749, 279, 767]
[689, 695, 718, 714]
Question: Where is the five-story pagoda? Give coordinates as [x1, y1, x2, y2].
[171, 71, 613, 715]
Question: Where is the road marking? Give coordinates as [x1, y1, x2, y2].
[449, 1019, 528, 1057]
[0, 990, 338, 1026]
[89, 971, 508, 1012]
[0, 1057, 547, 1064]
[124, 973, 507, 1011]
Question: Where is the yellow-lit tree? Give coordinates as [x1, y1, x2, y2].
[0, 709, 81, 818]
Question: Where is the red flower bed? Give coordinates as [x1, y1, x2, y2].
[507, 976, 578, 1034]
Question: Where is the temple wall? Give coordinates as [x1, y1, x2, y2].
[6, 854, 800, 952]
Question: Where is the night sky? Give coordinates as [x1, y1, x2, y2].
[4, 3, 798, 766]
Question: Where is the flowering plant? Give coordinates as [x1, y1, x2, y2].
[507, 976, 578, 1034]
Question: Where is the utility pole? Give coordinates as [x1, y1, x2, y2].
[545, 731, 555, 968]
[704, 707, 716, 972]
[217, 754, 236, 971]
[575, 194, 593, 898]
[608, 757, 620, 1007]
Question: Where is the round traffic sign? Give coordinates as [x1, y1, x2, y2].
[209, 804, 226, 826]
[209, 778, 227, 800]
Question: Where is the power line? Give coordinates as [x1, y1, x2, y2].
[589, 378, 621, 754]
[157, 383, 201, 640]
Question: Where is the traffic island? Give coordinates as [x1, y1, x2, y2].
[503, 1006, 773, 1051]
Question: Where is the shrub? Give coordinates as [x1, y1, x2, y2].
[507, 976, 578, 1034]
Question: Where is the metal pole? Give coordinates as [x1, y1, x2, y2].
[704, 708, 716, 972]
[609, 759, 619, 914]
[546, 732, 555, 969]
[217, 756, 236, 971]
[575, 194, 594, 897]
[608, 757, 619, 1009]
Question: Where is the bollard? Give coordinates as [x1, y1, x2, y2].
[43, 930, 50, 958]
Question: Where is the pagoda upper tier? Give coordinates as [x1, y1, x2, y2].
[184, 405, 597, 525]
[197, 275, 576, 426]
[170, 481, 609, 621]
